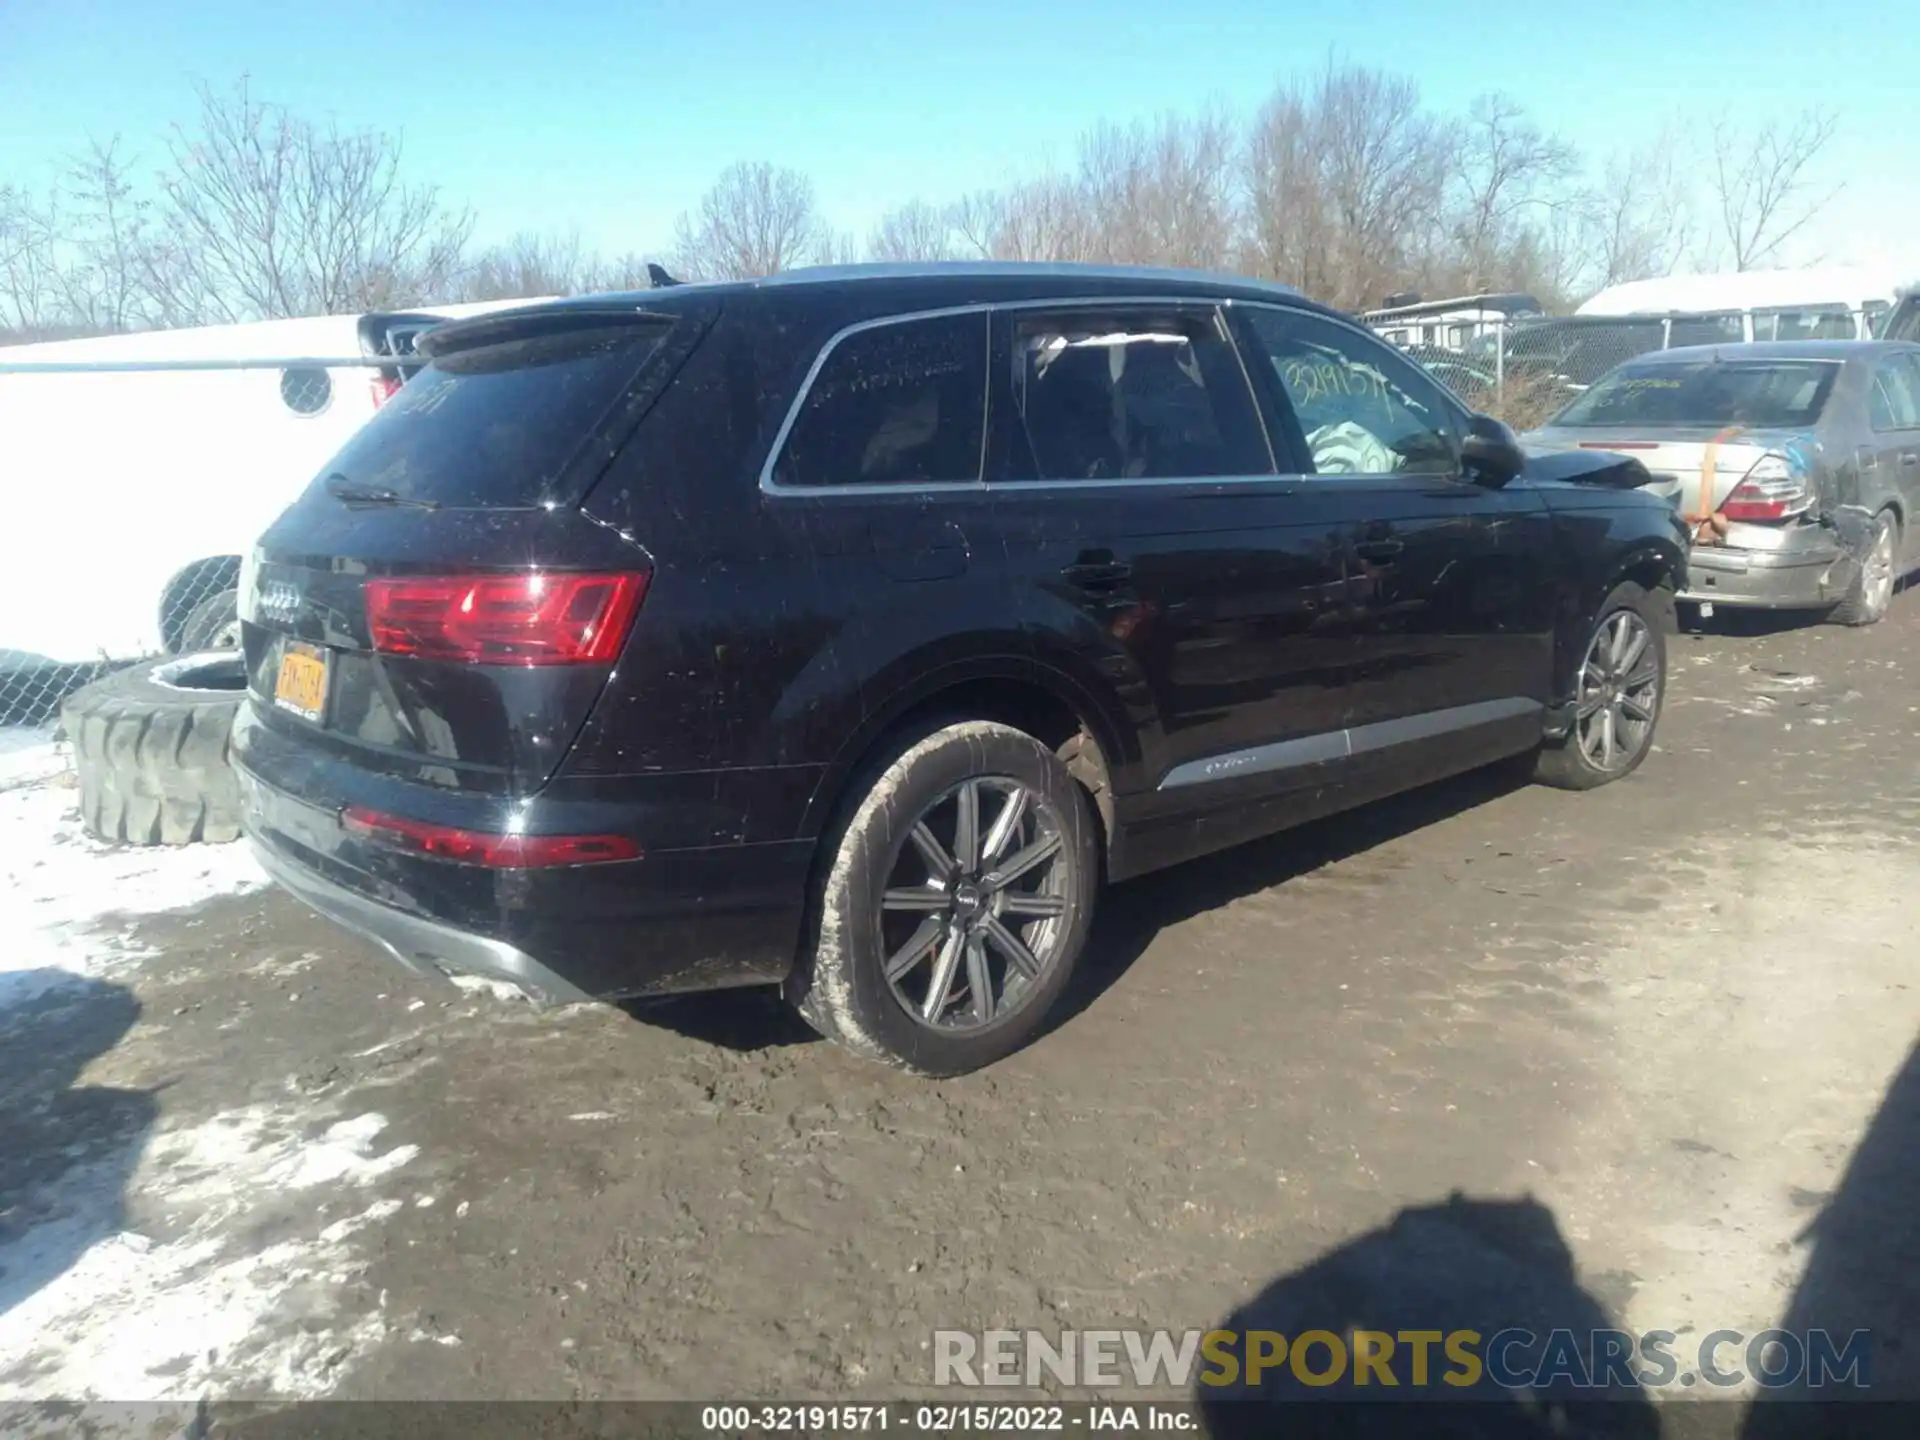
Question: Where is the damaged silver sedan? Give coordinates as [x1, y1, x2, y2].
[1527, 340, 1920, 625]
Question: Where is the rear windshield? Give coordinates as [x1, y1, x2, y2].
[320, 319, 670, 507]
[1550, 360, 1840, 429]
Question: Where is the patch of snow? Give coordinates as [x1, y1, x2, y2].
[0, 780, 265, 1010]
[0, 1104, 418, 1402]
[567, 1111, 617, 1122]
[0, 730, 64, 790]
[447, 973, 530, 1004]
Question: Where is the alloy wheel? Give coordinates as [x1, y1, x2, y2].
[877, 776, 1073, 1032]
[1575, 610, 1659, 773]
[1863, 518, 1897, 619]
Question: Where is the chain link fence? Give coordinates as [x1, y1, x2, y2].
[0, 546, 243, 730]
[1383, 308, 1880, 432]
[0, 352, 408, 733]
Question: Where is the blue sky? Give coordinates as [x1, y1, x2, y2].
[4, 0, 1916, 273]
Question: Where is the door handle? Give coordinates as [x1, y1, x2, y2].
[1061, 559, 1133, 590]
[1901, 452, 1919, 467]
[1354, 539, 1404, 562]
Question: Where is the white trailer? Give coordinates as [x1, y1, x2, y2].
[0, 299, 547, 675]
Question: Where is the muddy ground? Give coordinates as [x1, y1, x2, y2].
[3, 599, 1919, 1426]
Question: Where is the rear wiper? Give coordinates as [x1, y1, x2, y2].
[323, 474, 440, 511]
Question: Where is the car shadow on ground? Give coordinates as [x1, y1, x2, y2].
[0, 972, 153, 1332]
[620, 983, 819, 1052]
[1677, 606, 1825, 641]
[1047, 759, 1530, 1039]
[1198, 1192, 1660, 1439]
[1741, 1037, 1920, 1430]
[622, 761, 1532, 1056]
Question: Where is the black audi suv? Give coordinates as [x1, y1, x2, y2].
[233, 263, 1689, 1075]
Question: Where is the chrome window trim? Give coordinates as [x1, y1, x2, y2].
[757, 294, 1298, 499]
[1158, 697, 1542, 790]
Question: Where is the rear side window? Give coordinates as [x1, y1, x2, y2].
[1003, 307, 1271, 482]
[1868, 358, 1920, 431]
[325, 319, 670, 507]
[1667, 313, 1745, 346]
[1884, 297, 1920, 343]
[1551, 360, 1839, 429]
[1753, 306, 1856, 341]
[773, 312, 987, 488]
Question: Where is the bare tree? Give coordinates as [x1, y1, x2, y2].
[1241, 87, 1330, 295]
[1243, 62, 1449, 310]
[587, 250, 670, 291]
[1076, 111, 1237, 270]
[460, 229, 591, 300]
[1582, 125, 1696, 291]
[0, 183, 62, 335]
[818, 229, 863, 267]
[1707, 109, 1839, 270]
[950, 175, 1096, 263]
[1446, 94, 1579, 293]
[139, 79, 473, 324]
[867, 199, 957, 263]
[669, 161, 828, 280]
[55, 139, 150, 331]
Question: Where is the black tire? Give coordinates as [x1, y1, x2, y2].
[178, 588, 242, 652]
[1532, 580, 1667, 792]
[61, 653, 248, 845]
[1827, 509, 1898, 627]
[788, 719, 1100, 1076]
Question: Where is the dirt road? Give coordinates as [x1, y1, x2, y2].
[4, 600, 1918, 1420]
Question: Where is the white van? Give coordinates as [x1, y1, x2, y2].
[0, 299, 547, 677]
[1361, 291, 1545, 352]
[1575, 266, 1910, 342]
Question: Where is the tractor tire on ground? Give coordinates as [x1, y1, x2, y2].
[61, 652, 249, 846]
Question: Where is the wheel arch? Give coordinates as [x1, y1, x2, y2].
[797, 657, 1129, 853]
[1551, 539, 1682, 711]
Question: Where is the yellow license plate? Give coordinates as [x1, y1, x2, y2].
[273, 642, 330, 722]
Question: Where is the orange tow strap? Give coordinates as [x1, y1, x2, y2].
[1687, 426, 1740, 546]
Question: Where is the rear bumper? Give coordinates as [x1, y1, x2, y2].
[238, 767, 815, 1004]
[1678, 540, 1854, 610]
[250, 833, 593, 1007]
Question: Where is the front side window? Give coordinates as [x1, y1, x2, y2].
[1003, 308, 1271, 482]
[774, 312, 987, 488]
[1243, 308, 1460, 476]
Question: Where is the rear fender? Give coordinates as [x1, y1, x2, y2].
[793, 643, 1134, 843]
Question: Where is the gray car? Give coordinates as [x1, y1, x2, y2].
[1526, 340, 1920, 624]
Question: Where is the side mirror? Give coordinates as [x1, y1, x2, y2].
[1461, 413, 1526, 488]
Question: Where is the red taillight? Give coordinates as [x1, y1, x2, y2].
[1720, 491, 1791, 522]
[342, 806, 640, 867]
[370, 375, 403, 408]
[1719, 454, 1814, 524]
[364, 572, 648, 666]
